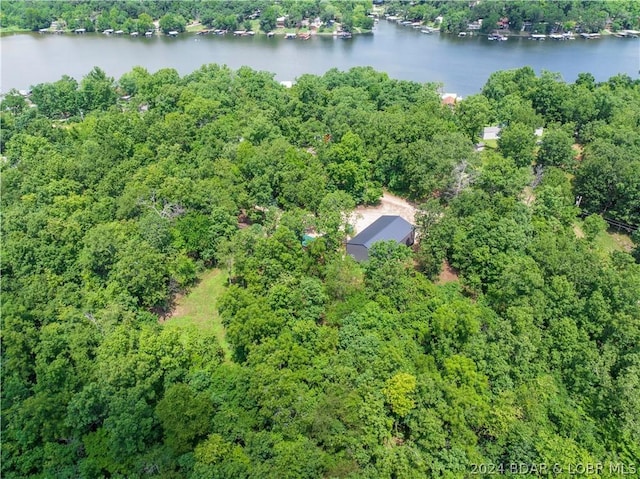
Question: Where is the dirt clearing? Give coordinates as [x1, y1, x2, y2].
[437, 259, 460, 284]
[351, 191, 418, 235]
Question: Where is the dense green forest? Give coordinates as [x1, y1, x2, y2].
[384, 0, 640, 34]
[0, 0, 374, 34]
[1, 63, 639, 478]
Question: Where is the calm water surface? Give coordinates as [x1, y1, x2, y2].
[2, 20, 639, 95]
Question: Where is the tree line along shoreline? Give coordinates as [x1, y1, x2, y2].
[3, 0, 638, 38]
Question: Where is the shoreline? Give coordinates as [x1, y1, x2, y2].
[7, 21, 372, 38]
[6, 29, 371, 38]
[15, 20, 636, 41]
[9, 27, 635, 40]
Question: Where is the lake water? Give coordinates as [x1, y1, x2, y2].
[2, 20, 639, 96]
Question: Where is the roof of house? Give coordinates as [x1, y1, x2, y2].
[441, 93, 461, 106]
[483, 126, 501, 140]
[348, 216, 413, 247]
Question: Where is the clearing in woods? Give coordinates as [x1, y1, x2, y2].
[437, 259, 460, 284]
[165, 269, 230, 360]
[352, 191, 418, 235]
[573, 220, 635, 257]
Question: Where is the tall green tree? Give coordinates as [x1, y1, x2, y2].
[259, 6, 277, 32]
[456, 94, 492, 142]
[79, 67, 117, 112]
[30, 75, 80, 118]
[498, 122, 536, 167]
[537, 126, 575, 169]
[159, 13, 186, 33]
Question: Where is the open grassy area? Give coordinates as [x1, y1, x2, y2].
[595, 228, 635, 255]
[249, 19, 260, 33]
[165, 269, 231, 360]
[573, 220, 635, 258]
[0, 26, 31, 35]
[483, 139, 498, 149]
[186, 23, 204, 33]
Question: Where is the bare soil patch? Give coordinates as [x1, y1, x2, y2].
[606, 231, 635, 253]
[572, 143, 584, 161]
[573, 223, 585, 239]
[437, 259, 459, 284]
[522, 186, 536, 206]
[165, 291, 187, 320]
[351, 191, 418, 235]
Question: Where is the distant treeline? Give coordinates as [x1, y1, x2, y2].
[2, 64, 640, 477]
[383, 0, 640, 34]
[0, 0, 374, 34]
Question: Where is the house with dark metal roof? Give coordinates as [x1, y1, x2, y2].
[346, 216, 415, 261]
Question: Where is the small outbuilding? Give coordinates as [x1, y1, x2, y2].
[346, 215, 415, 261]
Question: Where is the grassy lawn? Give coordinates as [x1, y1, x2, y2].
[249, 19, 260, 32]
[186, 23, 204, 33]
[165, 269, 231, 360]
[0, 26, 31, 35]
[573, 220, 635, 258]
[594, 228, 635, 255]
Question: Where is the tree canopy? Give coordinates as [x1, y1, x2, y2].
[386, 0, 640, 35]
[0, 0, 375, 33]
[1, 64, 639, 478]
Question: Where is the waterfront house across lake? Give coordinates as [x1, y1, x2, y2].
[616, 30, 639, 38]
